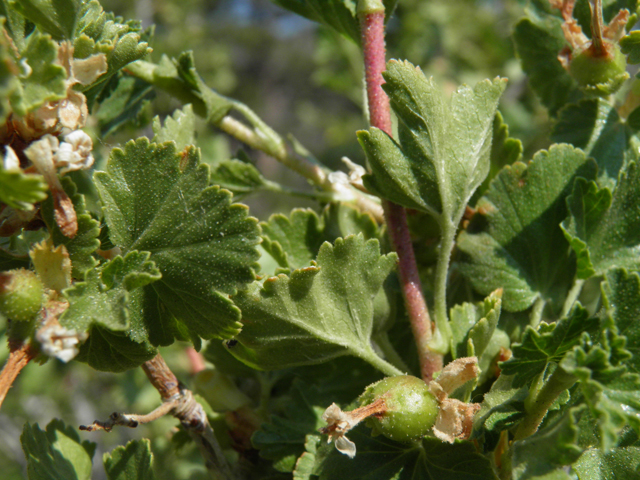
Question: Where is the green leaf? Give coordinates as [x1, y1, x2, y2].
[479, 111, 523, 197]
[209, 158, 269, 196]
[457, 144, 597, 312]
[41, 176, 100, 278]
[0, 163, 48, 211]
[152, 104, 195, 152]
[252, 380, 325, 472]
[94, 138, 260, 344]
[147, 52, 234, 124]
[261, 204, 379, 271]
[74, 1, 151, 105]
[473, 374, 528, 440]
[601, 268, 640, 374]
[61, 250, 161, 333]
[95, 73, 154, 137]
[103, 439, 157, 480]
[621, 31, 640, 65]
[21, 419, 96, 480]
[11, 30, 68, 117]
[552, 99, 633, 185]
[230, 234, 398, 374]
[269, 0, 398, 44]
[511, 407, 584, 480]
[293, 435, 321, 480]
[573, 446, 640, 479]
[9, 0, 82, 40]
[512, 9, 580, 115]
[360, 60, 506, 227]
[313, 430, 498, 480]
[561, 163, 640, 278]
[500, 304, 598, 388]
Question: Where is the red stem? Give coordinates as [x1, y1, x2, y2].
[0, 340, 37, 409]
[360, 9, 442, 381]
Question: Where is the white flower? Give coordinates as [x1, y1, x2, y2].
[56, 130, 94, 174]
[320, 403, 359, 458]
[37, 323, 88, 363]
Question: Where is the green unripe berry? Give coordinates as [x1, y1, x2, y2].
[569, 42, 626, 87]
[0, 269, 43, 322]
[358, 375, 438, 442]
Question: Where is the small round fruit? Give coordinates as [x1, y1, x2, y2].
[0, 269, 43, 321]
[569, 42, 626, 87]
[358, 375, 438, 442]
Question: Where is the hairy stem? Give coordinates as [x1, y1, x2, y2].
[0, 339, 37, 409]
[561, 278, 585, 318]
[514, 367, 577, 441]
[372, 332, 411, 373]
[359, 1, 442, 381]
[124, 61, 384, 222]
[529, 296, 547, 328]
[431, 223, 455, 353]
[363, 347, 405, 377]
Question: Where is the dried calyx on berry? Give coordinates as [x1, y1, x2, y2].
[320, 357, 481, 458]
[552, 0, 629, 92]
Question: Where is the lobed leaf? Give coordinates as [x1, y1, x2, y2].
[152, 104, 195, 152]
[621, 31, 640, 64]
[208, 158, 270, 196]
[21, 419, 96, 480]
[511, 407, 584, 480]
[103, 439, 157, 480]
[360, 60, 506, 227]
[8, 0, 82, 40]
[457, 144, 597, 311]
[512, 9, 580, 115]
[561, 163, 640, 278]
[552, 99, 633, 185]
[313, 430, 498, 480]
[0, 163, 48, 211]
[573, 446, 640, 479]
[473, 374, 528, 441]
[94, 138, 261, 345]
[230, 234, 397, 372]
[500, 304, 598, 387]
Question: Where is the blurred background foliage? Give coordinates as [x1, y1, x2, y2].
[0, 1, 551, 478]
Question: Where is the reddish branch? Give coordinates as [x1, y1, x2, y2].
[359, 3, 442, 381]
[0, 340, 38, 409]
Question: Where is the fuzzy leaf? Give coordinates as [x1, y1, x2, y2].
[552, 99, 633, 185]
[209, 159, 269, 196]
[512, 9, 580, 115]
[473, 374, 528, 439]
[103, 439, 157, 480]
[314, 430, 497, 480]
[152, 104, 195, 152]
[8, 0, 82, 40]
[293, 435, 321, 480]
[252, 380, 325, 472]
[511, 407, 584, 480]
[457, 144, 597, 311]
[11, 30, 68, 116]
[479, 111, 523, 196]
[21, 419, 96, 480]
[620, 31, 640, 65]
[0, 164, 48, 211]
[500, 304, 598, 387]
[74, 1, 151, 105]
[573, 446, 640, 479]
[269, 0, 398, 44]
[261, 204, 379, 271]
[561, 163, 640, 278]
[602, 268, 640, 374]
[360, 61, 506, 225]
[96, 73, 154, 137]
[94, 138, 260, 344]
[41, 176, 100, 278]
[231, 235, 397, 372]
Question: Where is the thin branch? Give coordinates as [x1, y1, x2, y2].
[359, 0, 442, 381]
[0, 339, 38, 409]
[81, 354, 237, 480]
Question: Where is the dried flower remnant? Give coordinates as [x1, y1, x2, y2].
[428, 356, 481, 443]
[12, 43, 107, 140]
[36, 321, 87, 363]
[320, 398, 387, 458]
